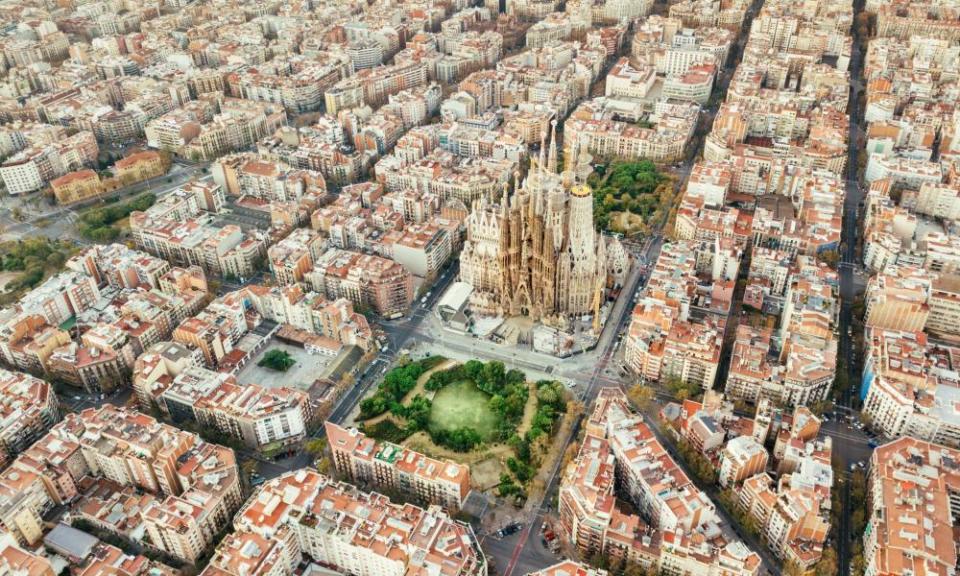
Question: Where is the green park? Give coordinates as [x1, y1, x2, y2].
[355, 356, 572, 502]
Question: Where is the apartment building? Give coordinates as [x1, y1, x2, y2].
[50, 169, 104, 205]
[242, 284, 373, 350]
[9, 427, 87, 507]
[379, 224, 453, 278]
[202, 469, 486, 576]
[374, 148, 514, 204]
[0, 247, 192, 388]
[718, 436, 768, 488]
[860, 329, 960, 447]
[325, 60, 429, 113]
[864, 265, 931, 332]
[558, 389, 761, 575]
[0, 404, 241, 562]
[927, 274, 960, 340]
[0, 131, 98, 194]
[258, 125, 374, 186]
[0, 532, 54, 575]
[81, 406, 240, 563]
[130, 183, 267, 278]
[267, 228, 327, 286]
[873, 1, 960, 41]
[234, 56, 352, 114]
[564, 98, 698, 163]
[623, 238, 734, 389]
[112, 150, 169, 185]
[669, 0, 749, 29]
[725, 325, 777, 403]
[0, 463, 55, 546]
[138, 360, 311, 453]
[660, 317, 724, 390]
[326, 422, 471, 510]
[212, 153, 327, 203]
[738, 472, 830, 570]
[863, 437, 960, 576]
[307, 248, 414, 317]
[0, 369, 60, 465]
[529, 561, 609, 576]
[202, 530, 293, 576]
[146, 98, 285, 161]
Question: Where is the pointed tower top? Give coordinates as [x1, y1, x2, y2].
[536, 130, 547, 195]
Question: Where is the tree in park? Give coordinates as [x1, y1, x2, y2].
[258, 349, 296, 372]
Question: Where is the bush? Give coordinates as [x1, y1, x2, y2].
[428, 426, 482, 452]
[588, 160, 668, 230]
[0, 238, 75, 293]
[676, 438, 718, 485]
[78, 194, 156, 241]
[362, 420, 413, 443]
[498, 473, 524, 497]
[526, 380, 566, 441]
[425, 364, 466, 391]
[507, 457, 534, 483]
[391, 394, 432, 432]
[359, 394, 390, 419]
[361, 356, 446, 420]
[664, 375, 702, 400]
[258, 349, 296, 372]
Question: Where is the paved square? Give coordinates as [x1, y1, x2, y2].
[237, 340, 335, 390]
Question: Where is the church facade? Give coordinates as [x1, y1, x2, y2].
[459, 129, 623, 327]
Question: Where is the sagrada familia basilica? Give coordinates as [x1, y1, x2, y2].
[459, 122, 628, 331]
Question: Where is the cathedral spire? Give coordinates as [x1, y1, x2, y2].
[563, 135, 578, 188]
[540, 130, 548, 173]
[547, 119, 558, 174]
[536, 130, 547, 195]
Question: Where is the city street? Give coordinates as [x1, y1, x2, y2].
[0, 160, 210, 243]
[835, 0, 868, 573]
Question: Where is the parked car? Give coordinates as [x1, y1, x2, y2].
[502, 523, 522, 536]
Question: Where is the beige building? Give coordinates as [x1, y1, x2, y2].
[718, 436, 769, 488]
[50, 169, 104, 205]
[12, 405, 243, 563]
[558, 389, 761, 575]
[863, 437, 960, 576]
[113, 150, 169, 185]
[308, 249, 414, 317]
[204, 469, 485, 576]
[326, 422, 471, 510]
[0, 532, 55, 575]
[267, 228, 326, 286]
[864, 265, 931, 332]
[0, 369, 60, 465]
[564, 99, 698, 164]
[926, 273, 960, 340]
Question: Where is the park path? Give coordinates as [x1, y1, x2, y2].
[401, 358, 458, 403]
[516, 382, 538, 436]
[361, 358, 458, 427]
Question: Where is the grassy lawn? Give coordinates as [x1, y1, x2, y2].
[429, 381, 498, 439]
